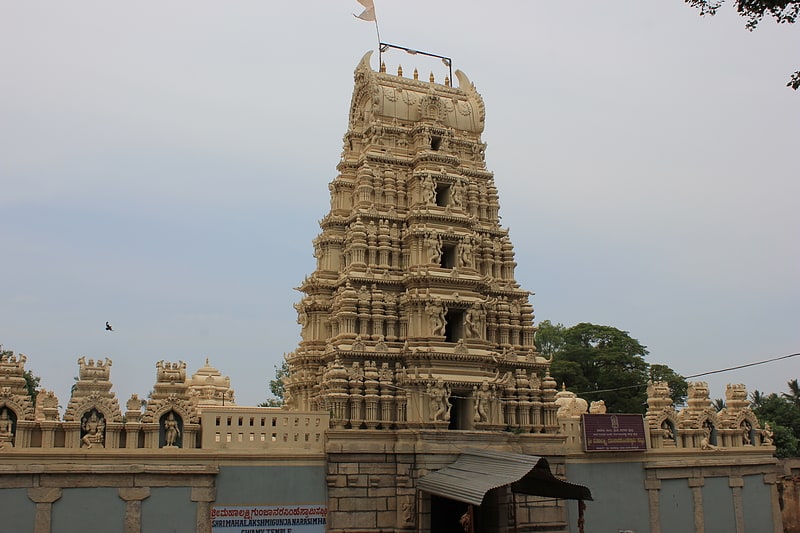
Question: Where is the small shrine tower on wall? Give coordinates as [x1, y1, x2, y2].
[286, 51, 558, 432]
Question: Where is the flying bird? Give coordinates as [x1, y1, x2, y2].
[105, 322, 113, 331]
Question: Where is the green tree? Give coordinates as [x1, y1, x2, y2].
[259, 360, 289, 407]
[751, 390, 767, 409]
[23, 370, 40, 405]
[684, 0, 800, 89]
[539, 322, 687, 414]
[534, 320, 566, 357]
[782, 378, 800, 408]
[752, 380, 800, 457]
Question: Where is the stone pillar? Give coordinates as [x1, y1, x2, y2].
[63, 421, 81, 448]
[765, 471, 783, 533]
[14, 420, 36, 447]
[729, 476, 744, 533]
[143, 423, 160, 448]
[39, 421, 58, 448]
[192, 487, 216, 533]
[28, 487, 62, 533]
[125, 423, 142, 448]
[106, 421, 124, 448]
[688, 477, 704, 533]
[119, 487, 151, 533]
[645, 476, 661, 533]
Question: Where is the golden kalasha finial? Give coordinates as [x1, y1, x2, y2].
[397, 64, 403, 77]
[413, 68, 419, 80]
[380, 61, 386, 73]
[429, 72, 435, 83]
[445, 76, 450, 87]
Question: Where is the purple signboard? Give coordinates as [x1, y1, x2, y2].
[582, 414, 647, 452]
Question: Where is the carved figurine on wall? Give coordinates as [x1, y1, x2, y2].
[427, 236, 442, 264]
[451, 181, 464, 209]
[742, 420, 753, 445]
[294, 302, 308, 329]
[762, 423, 774, 446]
[421, 175, 436, 205]
[464, 305, 483, 338]
[81, 410, 105, 448]
[700, 423, 720, 451]
[163, 411, 181, 448]
[429, 379, 452, 422]
[660, 420, 675, 441]
[473, 382, 492, 423]
[426, 302, 447, 337]
[0, 408, 14, 448]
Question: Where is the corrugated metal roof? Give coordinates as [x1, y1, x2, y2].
[416, 448, 592, 506]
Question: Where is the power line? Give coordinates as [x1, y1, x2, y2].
[683, 352, 800, 380]
[577, 351, 800, 397]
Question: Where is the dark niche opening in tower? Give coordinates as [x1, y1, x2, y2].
[445, 309, 465, 342]
[435, 183, 451, 207]
[431, 135, 442, 151]
[441, 243, 457, 269]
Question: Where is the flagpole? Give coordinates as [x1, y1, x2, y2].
[375, 18, 381, 66]
[354, 1, 384, 68]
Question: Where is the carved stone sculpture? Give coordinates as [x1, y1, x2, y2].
[474, 382, 492, 423]
[428, 380, 451, 422]
[0, 408, 14, 448]
[163, 412, 181, 448]
[81, 410, 105, 449]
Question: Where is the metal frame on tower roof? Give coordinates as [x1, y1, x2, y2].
[379, 42, 453, 83]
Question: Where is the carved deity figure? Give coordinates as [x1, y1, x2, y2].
[700, 424, 720, 451]
[163, 412, 181, 447]
[428, 380, 451, 422]
[0, 408, 13, 448]
[459, 240, 474, 268]
[762, 423, 774, 446]
[81, 410, 105, 448]
[426, 302, 447, 337]
[294, 302, 308, 328]
[352, 335, 366, 352]
[464, 307, 483, 338]
[427, 236, 442, 264]
[421, 175, 436, 205]
[661, 420, 675, 441]
[742, 421, 752, 445]
[474, 382, 492, 423]
[451, 181, 464, 208]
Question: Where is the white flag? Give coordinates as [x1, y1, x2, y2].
[355, 0, 376, 22]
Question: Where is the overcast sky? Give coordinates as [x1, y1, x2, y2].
[1, 1, 798, 408]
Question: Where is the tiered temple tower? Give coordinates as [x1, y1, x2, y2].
[285, 52, 559, 432]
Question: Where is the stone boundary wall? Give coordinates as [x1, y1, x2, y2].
[780, 458, 800, 533]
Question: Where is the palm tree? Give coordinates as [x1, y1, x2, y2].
[781, 379, 800, 408]
[750, 390, 765, 409]
[712, 398, 726, 411]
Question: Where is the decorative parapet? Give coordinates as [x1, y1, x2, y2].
[143, 361, 200, 449]
[644, 381, 770, 450]
[199, 407, 329, 452]
[35, 390, 60, 421]
[64, 357, 122, 422]
[0, 349, 35, 447]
